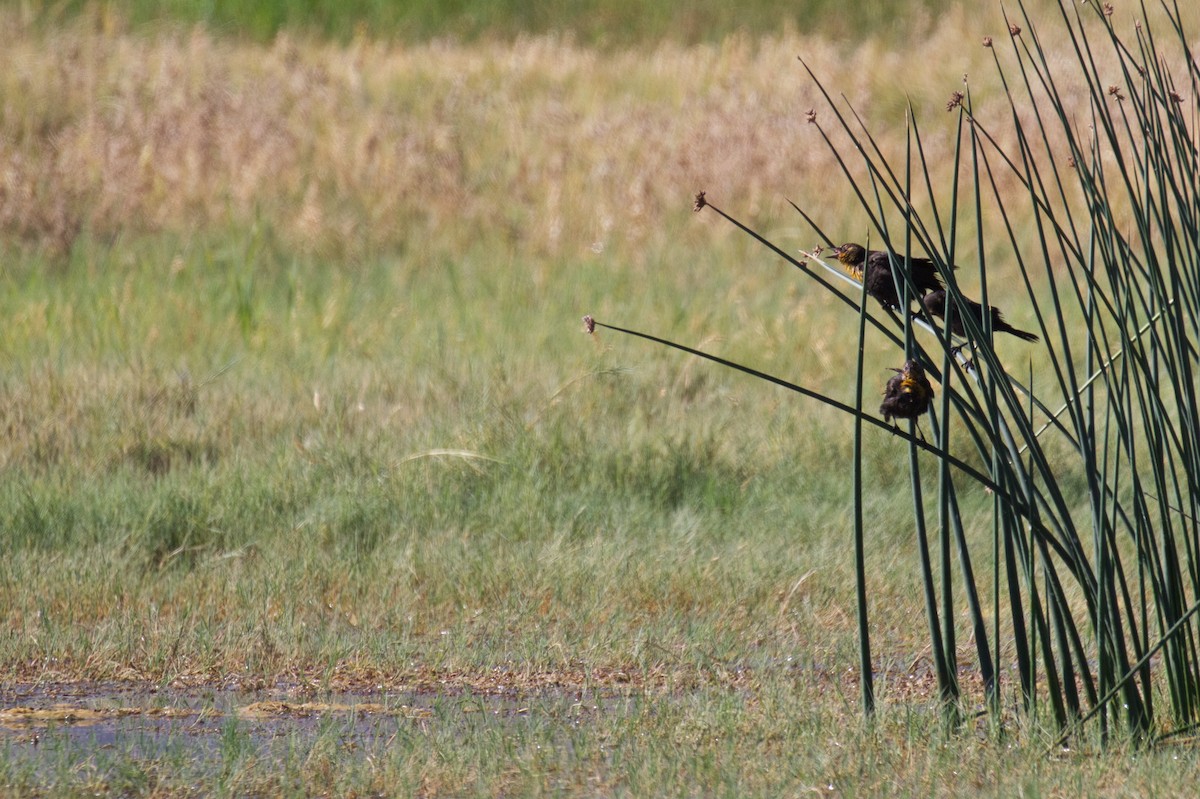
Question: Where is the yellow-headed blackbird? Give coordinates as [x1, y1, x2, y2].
[829, 242, 952, 311]
[879, 359, 935, 423]
[921, 289, 1039, 342]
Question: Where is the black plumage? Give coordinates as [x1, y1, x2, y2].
[830, 242, 951, 311]
[879, 359, 935, 424]
[922, 289, 1039, 342]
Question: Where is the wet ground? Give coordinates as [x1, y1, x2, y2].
[0, 663, 955, 780]
[0, 679, 566, 777]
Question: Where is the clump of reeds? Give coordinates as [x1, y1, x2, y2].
[591, 0, 1200, 744]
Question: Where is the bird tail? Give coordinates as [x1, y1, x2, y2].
[1010, 327, 1039, 342]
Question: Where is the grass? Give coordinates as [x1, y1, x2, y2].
[0, 3, 1085, 263]
[3, 2, 1200, 795]
[0, 229, 953, 695]
[32, 0, 963, 45]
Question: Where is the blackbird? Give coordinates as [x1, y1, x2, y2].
[879, 359, 935, 424]
[921, 289, 1038, 342]
[829, 242, 951, 311]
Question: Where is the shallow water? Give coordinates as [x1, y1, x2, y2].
[0, 680, 573, 777]
[0, 661, 961, 782]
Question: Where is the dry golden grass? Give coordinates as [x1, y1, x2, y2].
[5, 4, 1173, 262]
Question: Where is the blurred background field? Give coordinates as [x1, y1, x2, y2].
[3, 1, 1200, 794]
[34, 0, 962, 44]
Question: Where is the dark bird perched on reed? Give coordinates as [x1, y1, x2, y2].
[879, 359, 935, 425]
[829, 242, 952, 311]
[921, 289, 1039, 342]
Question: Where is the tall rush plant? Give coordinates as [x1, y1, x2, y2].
[585, 0, 1200, 744]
